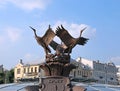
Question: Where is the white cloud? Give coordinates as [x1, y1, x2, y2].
[6, 27, 21, 42]
[0, 27, 22, 45]
[24, 53, 32, 60]
[52, 21, 96, 38]
[23, 53, 45, 64]
[0, 0, 7, 4]
[110, 56, 120, 65]
[0, 0, 7, 8]
[0, 36, 5, 44]
[0, 0, 51, 11]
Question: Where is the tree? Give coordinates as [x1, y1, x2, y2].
[0, 68, 14, 84]
[0, 72, 5, 84]
[5, 69, 14, 83]
[9, 68, 14, 83]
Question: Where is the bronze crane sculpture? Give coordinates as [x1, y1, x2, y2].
[30, 25, 55, 55]
[55, 25, 89, 54]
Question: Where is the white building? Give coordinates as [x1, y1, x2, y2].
[76, 57, 118, 85]
[116, 65, 120, 84]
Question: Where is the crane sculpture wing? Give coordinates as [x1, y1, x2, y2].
[56, 25, 76, 47]
[49, 40, 59, 51]
[50, 40, 67, 51]
[42, 26, 56, 46]
[56, 25, 89, 53]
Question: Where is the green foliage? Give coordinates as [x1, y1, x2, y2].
[0, 72, 5, 84]
[0, 68, 14, 84]
[9, 69, 14, 83]
[5, 69, 14, 83]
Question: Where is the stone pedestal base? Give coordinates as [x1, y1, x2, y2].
[25, 76, 86, 91]
[39, 76, 86, 91]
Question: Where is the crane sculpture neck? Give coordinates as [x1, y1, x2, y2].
[80, 27, 86, 37]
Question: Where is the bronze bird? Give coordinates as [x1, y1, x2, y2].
[56, 25, 89, 54]
[30, 25, 55, 55]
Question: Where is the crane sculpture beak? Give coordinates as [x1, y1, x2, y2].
[29, 26, 36, 32]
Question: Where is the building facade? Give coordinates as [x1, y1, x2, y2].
[116, 66, 120, 84]
[14, 59, 44, 82]
[74, 57, 118, 85]
[70, 60, 92, 82]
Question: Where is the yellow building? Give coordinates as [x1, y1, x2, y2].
[14, 59, 44, 82]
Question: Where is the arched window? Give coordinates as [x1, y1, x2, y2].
[35, 67, 37, 73]
[24, 68, 26, 73]
[31, 67, 33, 73]
[17, 68, 20, 74]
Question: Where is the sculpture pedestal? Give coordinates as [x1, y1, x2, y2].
[39, 76, 86, 91]
[25, 56, 86, 91]
[25, 77, 86, 91]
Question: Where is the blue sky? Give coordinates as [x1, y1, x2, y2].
[0, 0, 120, 69]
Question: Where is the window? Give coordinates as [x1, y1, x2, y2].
[31, 67, 33, 73]
[35, 67, 37, 73]
[74, 71, 76, 77]
[39, 67, 41, 72]
[99, 76, 103, 79]
[24, 68, 26, 73]
[80, 71, 81, 75]
[28, 68, 29, 73]
[78, 70, 80, 75]
[17, 68, 20, 74]
[110, 78, 113, 80]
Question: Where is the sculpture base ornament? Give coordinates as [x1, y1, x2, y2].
[40, 54, 75, 77]
[25, 54, 86, 91]
[38, 54, 86, 91]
